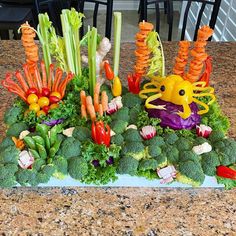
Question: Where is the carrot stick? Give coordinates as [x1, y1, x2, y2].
[33, 65, 43, 93]
[80, 90, 86, 107]
[47, 64, 54, 91]
[94, 82, 100, 95]
[60, 73, 73, 98]
[52, 68, 63, 92]
[94, 93, 99, 112]
[87, 104, 96, 121]
[81, 104, 87, 119]
[23, 63, 35, 88]
[41, 61, 47, 88]
[98, 104, 103, 116]
[15, 70, 29, 92]
[86, 96, 93, 107]
[101, 91, 108, 112]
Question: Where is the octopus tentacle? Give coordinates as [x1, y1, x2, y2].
[145, 93, 163, 109]
[193, 97, 209, 115]
[139, 88, 159, 99]
[193, 92, 216, 104]
[177, 101, 191, 119]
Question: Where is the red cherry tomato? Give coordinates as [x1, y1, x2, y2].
[27, 87, 38, 96]
[42, 87, 51, 97]
[42, 105, 50, 114]
[104, 61, 114, 80]
[49, 96, 61, 104]
[50, 91, 62, 99]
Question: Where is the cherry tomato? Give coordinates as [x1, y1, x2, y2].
[37, 110, 46, 117]
[42, 105, 50, 114]
[104, 61, 114, 80]
[26, 87, 38, 96]
[42, 87, 50, 97]
[50, 103, 59, 110]
[29, 103, 40, 113]
[49, 96, 60, 104]
[27, 94, 38, 104]
[50, 91, 61, 99]
[38, 97, 50, 108]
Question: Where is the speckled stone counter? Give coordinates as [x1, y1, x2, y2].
[0, 41, 236, 235]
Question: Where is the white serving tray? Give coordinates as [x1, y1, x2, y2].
[34, 175, 224, 187]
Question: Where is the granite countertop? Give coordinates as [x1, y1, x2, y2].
[0, 41, 236, 235]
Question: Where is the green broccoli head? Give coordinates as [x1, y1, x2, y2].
[16, 169, 41, 186]
[59, 137, 81, 159]
[208, 130, 225, 144]
[0, 145, 20, 164]
[154, 154, 167, 168]
[163, 133, 179, 145]
[146, 145, 162, 158]
[6, 122, 28, 138]
[111, 120, 128, 134]
[193, 137, 210, 146]
[0, 137, 15, 152]
[0, 163, 18, 180]
[144, 136, 165, 147]
[53, 155, 68, 179]
[176, 160, 205, 187]
[201, 151, 220, 176]
[111, 134, 124, 146]
[122, 93, 142, 108]
[111, 107, 130, 123]
[32, 159, 46, 171]
[0, 176, 17, 187]
[163, 144, 179, 165]
[72, 126, 91, 142]
[68, 156, 89, 180]
[4, 106, 23, 126]
[174, 137, 193, 151]
[138, 159, 159, 171]
[117, 156, 139, 176]
[179, 150, 200, 163]
[129, 105, 142, 124]
[122, 141, 146, 160]
[123, 129, 142, 142]
[215, 138, 236, 166]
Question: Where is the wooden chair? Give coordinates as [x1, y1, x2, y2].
[139, 0, 222, 41]
[72, 0, 114, 39]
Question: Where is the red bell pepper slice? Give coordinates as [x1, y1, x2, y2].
[216, 165, 236, 180]
[127, 73, 141, 94]
[104, 61, 114, 81]
[91, 121, 111, 147]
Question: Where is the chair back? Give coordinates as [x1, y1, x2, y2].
[140, 0, 222, 41]
[73, 0, 113, 39]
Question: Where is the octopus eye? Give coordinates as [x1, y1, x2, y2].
[179, 89, 185, 96]
[160, 85, 165, 92]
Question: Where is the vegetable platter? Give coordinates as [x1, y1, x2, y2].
[1, 9, 236, 189]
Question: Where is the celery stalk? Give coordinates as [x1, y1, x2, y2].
[113, 12, 122, 77]
[88, 27, 97, 96]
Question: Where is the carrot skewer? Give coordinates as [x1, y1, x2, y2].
[47, 64, 54, 91]
[52, 68, 63, 92]
[15, 70, 29, 92]
[23, 64, 36, 88]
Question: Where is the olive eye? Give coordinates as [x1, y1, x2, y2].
[160, 85, 165, 92]
[179, 89, 185, 96]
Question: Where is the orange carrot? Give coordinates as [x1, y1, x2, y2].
[52, 68, 63, 92]
[94, 82, 100, 95]
[94, 93, 99, 112]
[23, 63, 35, 88]
[60, 73, 73, 98]
[86, 96, 93, 107]
[98, 104, 103, 116]
[15, 70, 29, 92]
[87, 104, 96, 121]
[101, 91, 108, 112]
[81, 104, 87, 119]
[47, 64, 54, 91]
[41, 61, 47, 88]
[33, 66, 43, 93]
[80, 90, 86, 107]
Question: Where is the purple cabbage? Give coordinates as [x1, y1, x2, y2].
[106, 157, 114, 165]
[146, 98, 201, 130]
[42, 118, 64, 126]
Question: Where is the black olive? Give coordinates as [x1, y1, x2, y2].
[160, 85, 165, 92]
[179, 89, 185, 96]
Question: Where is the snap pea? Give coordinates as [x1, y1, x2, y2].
[29, 149, 41, 159]
[50, 125, 62, 146]
[32, 136, 45, 147]
[49, 140, 62, 158]
[23, 136, 36, 150]
[36, 124, 49, 139]
[45, 135, 51, 152]
[36, 143, 47, 159]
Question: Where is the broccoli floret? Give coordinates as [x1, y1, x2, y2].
[179, 150, 200, 163]
[16, 169, 39, 186]
[0, 137, 14, 152]
[0, 176, 17, 187]
[111, 120, 128, 134]
[215, 138, 236, 166]
[193, 137, 210, 146]
[123, 129, 142, 142]
[6, 122, 28, 137]
[111, 134, 124, 146]
[154, 154, 168, 168]
[163, 144, 179, 165]
[41, 164, 56, 176]
[4, 106, 22, 126]
[72, 126, 91, 142]
[139, 159, 159, 171]
[0, 163, 18, 180]
[59, 137, 81, 159]
[53, 155, 68, 179]
[122, 141, 146, 160]
[163, 133, 179, 145]
[100, 83, 113, 101]
[146, 145, 162, 158]
[111, 107, 130, 122]
[208, 130, 225, 144]
[0, 145, 19, 164]
[122, 93, 142, 108]
[174, 137, 193, 151]
[32, 159, 46, 171]
[129, 105, 142, 124]
[176, 160, 205, 187]
[201, 151, 220, 176]
[117, 156, 139, 175]
[144, 136, 165, 147]
[68, 156, 89, 180]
